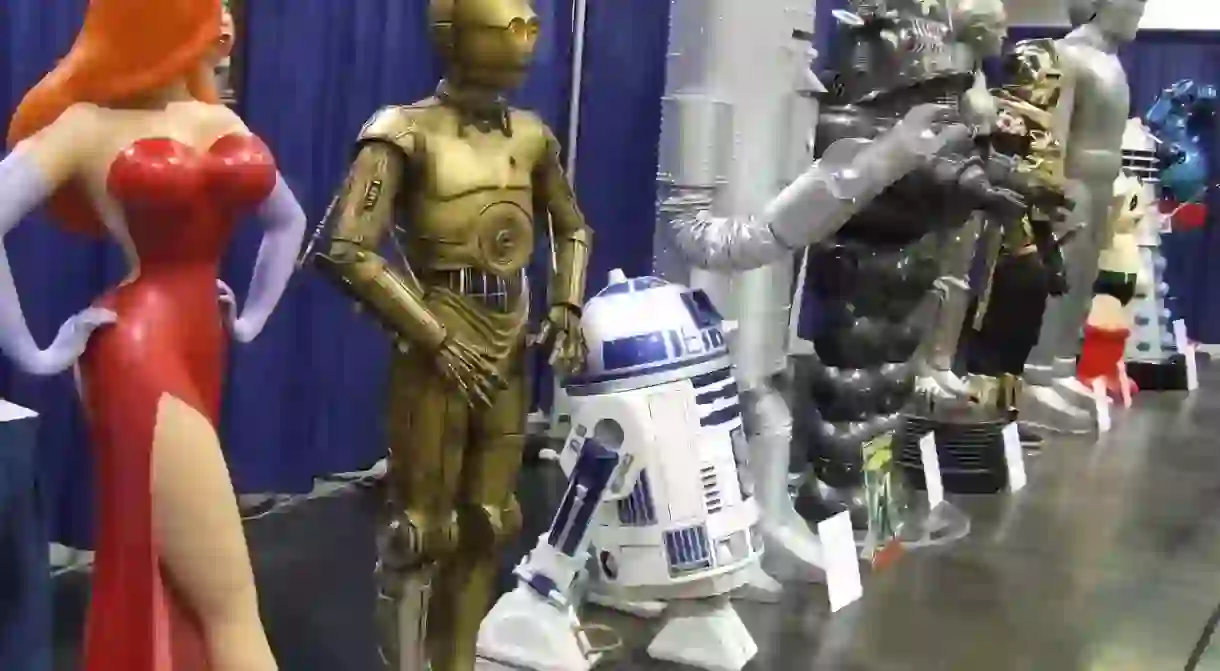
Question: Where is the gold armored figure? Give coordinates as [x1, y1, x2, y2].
[308, 1, 592, 668]
[970, 38, 1072, 411]
[991, 38, 1068, 257]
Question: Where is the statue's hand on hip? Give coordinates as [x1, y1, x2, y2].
[535, 304, 587, 378]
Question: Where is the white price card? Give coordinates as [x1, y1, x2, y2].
[918, 432, 944, 510]
[818, 511, 863, 613]
[1173, 319, 1199, 391]
[1001, 422, 1027, 492]
[1118, 363, 1133, 409]
[1092, 378, 1111, 433]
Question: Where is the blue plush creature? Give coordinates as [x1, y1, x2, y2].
[1144, 78, 1216, 207]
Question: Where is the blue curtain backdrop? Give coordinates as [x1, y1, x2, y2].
[989, 28, 1220, 344]
[0, 0, 671, 549]
[573, 0, 672, 286]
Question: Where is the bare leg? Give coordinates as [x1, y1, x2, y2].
[151, 394, 275, 671]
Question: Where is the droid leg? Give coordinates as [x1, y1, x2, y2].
[378, 352, 467, 671]
[739, 377, 824, 592]
[917, 216, 982, 398]
[728, 265, 824, 603]
[477, 435, 625, 670]
[431, 357, 528, 671]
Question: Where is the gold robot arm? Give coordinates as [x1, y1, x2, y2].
[315, 113, 448, 352]
[533, 124, 593, 312]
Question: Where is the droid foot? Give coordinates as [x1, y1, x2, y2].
[585, 588, 667, 619]
[647, 597, 757, 671]
[1018, 383, 1093, 434]
[476, 586, 616, 671]
[731, 561, 782, 603]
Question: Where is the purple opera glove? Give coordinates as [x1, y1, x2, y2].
[0, 147, 116, 375]
[230, 174, 307, 343]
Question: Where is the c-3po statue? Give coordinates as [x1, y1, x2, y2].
[304, 1, 592, 669]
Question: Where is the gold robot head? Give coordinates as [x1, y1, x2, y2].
[430, 0, 540, 91]
[1005, 39, 1062, 110]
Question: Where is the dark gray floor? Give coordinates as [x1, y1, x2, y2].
[52, 376, 1220, 670]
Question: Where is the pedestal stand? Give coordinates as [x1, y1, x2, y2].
[899, 413, 1010, 494]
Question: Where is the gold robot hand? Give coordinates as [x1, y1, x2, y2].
[435, 336, 508, 408]
[534, 304, 587, 377]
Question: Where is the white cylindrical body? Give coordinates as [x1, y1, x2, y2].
[568, 373, 761, 600]
[564, 269, 761, 601]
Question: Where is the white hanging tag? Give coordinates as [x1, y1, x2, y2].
[1001, 422, 1027, 492]
[1092, 378, 1112, 433]
[818, 511, 864, 613]
[1118, 363, 1133, 409]
[918, 432, 944, 510]
[1173, 319, 1198, 391]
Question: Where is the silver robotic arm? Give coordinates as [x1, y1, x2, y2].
[673, 104, 972, 272]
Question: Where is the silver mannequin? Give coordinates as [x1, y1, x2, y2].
[648, 0, 968, 601]
[917, 0, 1008, 399]
[1020, 0, 1146, 432]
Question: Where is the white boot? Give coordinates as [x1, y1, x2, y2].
[1019, 383, 1094, 434]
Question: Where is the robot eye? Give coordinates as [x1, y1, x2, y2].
[507, 17, 535, 42]
[1129, 194, 1140, 211]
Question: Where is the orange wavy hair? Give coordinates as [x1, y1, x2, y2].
[6, 0, 223, 235]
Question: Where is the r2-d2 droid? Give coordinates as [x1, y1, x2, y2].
[477, 269, 762, 671]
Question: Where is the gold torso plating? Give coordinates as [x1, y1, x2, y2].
[992, 43, 1069, 256]
[362, 100, 547, 278]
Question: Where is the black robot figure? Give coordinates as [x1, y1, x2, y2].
[795, 0, 1037, 505]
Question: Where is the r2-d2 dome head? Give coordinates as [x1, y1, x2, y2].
[570, 269, 730, 393]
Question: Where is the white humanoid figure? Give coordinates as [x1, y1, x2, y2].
[478, 270, 763, 671]
[1019, 0, 1147, 432]
[917, 0, 1008, 400]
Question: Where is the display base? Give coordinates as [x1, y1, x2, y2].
[1126, 355, 1188, 391]
[898, 414, 1009, 495]
[899, 500, 972, 549]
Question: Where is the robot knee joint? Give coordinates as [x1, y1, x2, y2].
[456, 497, 522, 554]
[377, 508, 459, 573]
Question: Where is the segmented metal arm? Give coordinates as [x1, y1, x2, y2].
[674, 104, 968, 272]
[534, 127, 593, 311]
[314, 141, 447, 351]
